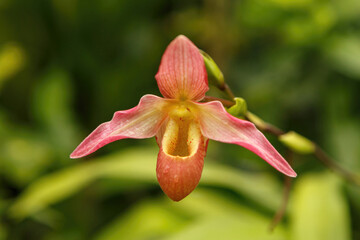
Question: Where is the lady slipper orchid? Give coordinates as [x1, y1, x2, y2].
[70, 35, 296, 201]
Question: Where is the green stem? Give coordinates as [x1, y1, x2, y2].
[245, 112, 360, 186]
[202, 96, 234, 106]
[211, 94, 360, 186]
[314, 146, 360, 185]
[269, 150, 293, 231]
[202, 50, 360, 186]
[221, 83, 236, 100]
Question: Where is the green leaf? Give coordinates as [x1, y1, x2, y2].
[165, 214, 287, 240]
[201, 163, 283, 211]
[0, 43, 25, 91]
[0, 223, 6, 240]
[290, 172, 351, 240]
[165, 189, 252, 217]
[8, 148, 157, 220]
[9, 147, 283, 220]
[96, 189, 287, 240]
[325, 35, 360, 79]
[332, 0, 360, 21]
[8, 161, 97, 220]
[0, 132, 54, 187]
[32, 67, 81, 156]
[95, 200, 187, 240]
[166, 190, 287, 240]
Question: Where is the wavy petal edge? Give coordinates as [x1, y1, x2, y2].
[194, 101, 297, 177]
[70, 94, 168, 158]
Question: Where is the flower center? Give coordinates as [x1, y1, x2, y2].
[168, 102, 194, 120]
[162, 103, 201, 158]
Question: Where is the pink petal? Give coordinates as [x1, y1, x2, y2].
[194, 101, 297, 177]
[156, 118, 208, 201]
[70, 95, 168, 158]
[155, 35, 208, 101]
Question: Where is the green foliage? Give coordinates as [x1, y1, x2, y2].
[0, 0, 359, 239]
[290, 172, 351, 240]
[9, 148, 283, 220]
[32, 67, 82, 158]
[325, 35, 360, 79]
[95, 190, 288, 240]
[8, 149, 155, 220]
[0, 43, 25, 90]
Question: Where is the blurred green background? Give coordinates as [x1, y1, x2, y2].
[0, 0, 360, 239]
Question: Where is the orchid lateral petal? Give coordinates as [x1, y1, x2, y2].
[155, 35, 208, 101]
[156, 119, 207, 201]
[70, 95, 168, 158]
[195, 101, 297, 177]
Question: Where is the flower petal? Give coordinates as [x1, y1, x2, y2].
[194, 101, 297, 177]
[155, 35, 208, 101]
[70, 95, 168, 158]
[156, 119, 207, 201]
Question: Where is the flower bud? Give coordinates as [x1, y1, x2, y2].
[227, 97, 247, 118]
[200, 50, 225, 89]
[279, 131, 315, 154]
[246, 112, 267, 130]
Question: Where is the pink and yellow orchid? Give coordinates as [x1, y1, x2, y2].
[70, 35, 296, 201]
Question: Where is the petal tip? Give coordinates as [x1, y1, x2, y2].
[69, 152, 80, 159]
[287, 171, 297, 178]
[174, 34, 190, 42]
[70, 95, 167, 160]
[167, 193, 188, 202]
[69, 148, 85, 159]
[194, 101, 298, 178]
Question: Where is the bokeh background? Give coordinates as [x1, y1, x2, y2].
[1, 0, 360, 239]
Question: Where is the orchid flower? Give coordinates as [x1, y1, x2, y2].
[70, 35, 296, 201]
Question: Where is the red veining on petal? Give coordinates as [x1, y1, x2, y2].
[70, 95, 168, 158]
[194, 101, 297, 177]
[156, 118, 206, 201]
[155, 35, 208, 101]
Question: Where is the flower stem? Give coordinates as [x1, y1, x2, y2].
[269, 150, 293, 231]
[220, 83, 236, 100]
[202, 51, 360, 186]
[202, 96, 234, 107]
[314, 146, 360, 185]
[245, 111, 360, 186]
[212, 89, 360, 186]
